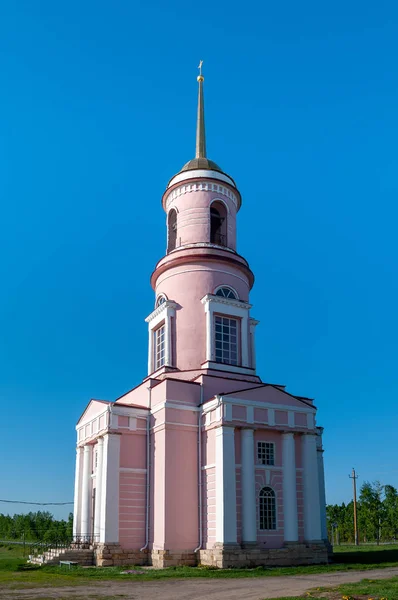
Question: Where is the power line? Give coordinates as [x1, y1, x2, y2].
[0, 499, 73, 506]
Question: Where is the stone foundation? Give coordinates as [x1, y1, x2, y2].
[94, 541, 330, 568]
[150, 549, 197, 568]
[199, 541, 330, 568]
[94, 543, 149, 567]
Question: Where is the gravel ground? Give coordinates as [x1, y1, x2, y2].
[2, 566, 398, 600]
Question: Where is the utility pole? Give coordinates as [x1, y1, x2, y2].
[349, 468, 359, 546]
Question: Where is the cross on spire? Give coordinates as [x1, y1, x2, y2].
[196, 60, 206, 158]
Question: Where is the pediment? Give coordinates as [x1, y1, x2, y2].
[223, 384, 314, 410]
[77, 399, 110, 426]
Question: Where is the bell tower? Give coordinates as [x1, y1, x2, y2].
[145, 65, 258, 379]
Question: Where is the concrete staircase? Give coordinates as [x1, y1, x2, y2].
[29, 547, 94, 566]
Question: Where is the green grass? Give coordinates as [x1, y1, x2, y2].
[1, 542, 398, 592]
[337, 574, 398, 598]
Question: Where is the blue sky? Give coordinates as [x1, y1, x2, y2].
[1, 0, 397, 520]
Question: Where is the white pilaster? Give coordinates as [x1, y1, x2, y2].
[316, 428, 328, 539]
[93, 437, 104, 541]
[99, 433, 121, 543]
[147, 328, 153, 374]
[80, 445, 92, 537]
[215, 426, 237, 544]
[241, 315, 249, 367]
[241, 429, 257, 544]
[302, 434, 322, 541]
[73, 447, 84, 537]
[249, 318, 259, 370]
[205, 303, 212, 361]
[282, 432, 298, 542]
[164, 314, 171, 366]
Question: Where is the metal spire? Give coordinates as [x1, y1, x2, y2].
[195, 60, 206, 159]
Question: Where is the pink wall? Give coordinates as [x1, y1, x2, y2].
[254, 407, 268, 424]
[165, 186, 238, 251]
[120, 433, 146, 469]
[275, 410, 288, 426]
[164, 427, 198, 549]
[119, 471, 146, 549]
[295, 412, 307, 428]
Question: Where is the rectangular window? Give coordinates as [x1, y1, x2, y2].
[215, 315, 238, 365]
[257, 441, 275, 466]
[154, 324, 165, 370]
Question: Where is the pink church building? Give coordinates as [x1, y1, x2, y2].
[73, 70, 329, 568]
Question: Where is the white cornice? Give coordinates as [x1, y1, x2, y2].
[145, 300, 178, 323]
[165, 180, 238, 211]
[201, 293, 252, 310]
[167, 169, 236, 191]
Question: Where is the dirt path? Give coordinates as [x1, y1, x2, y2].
[3, 567, 398, 600]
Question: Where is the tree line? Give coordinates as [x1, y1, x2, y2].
[327, 481, 398, 544]
[0, 511, 73, 543]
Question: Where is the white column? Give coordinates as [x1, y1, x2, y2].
[215, 426, 237, 544]
[302, 434, 322, 541]
[164, 313, 171, 366]
[99, 433, 121, 543]
[282, 432, 298, 542]
[73, 447, 84, 537]
[241, 315, 249, 367]
[147, 326, 153, 374]
[241, 429, 257, 544]
[80, 445, 93, 538]
[93, 437, 104, 541]
[249, 320, 257, 370]
[316, 428, 328, 540]
[205, 303, 212, 361]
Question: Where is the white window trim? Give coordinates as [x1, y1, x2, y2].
[258, 485, 278, 531]
[201, 294, 251, 368]
[145, 301, 177, 374]
[257, 441, 276, 466]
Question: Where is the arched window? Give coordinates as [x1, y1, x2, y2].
[167, 209, 177, 252]
[210, 201, 227, 246]
[156, 295, 167, 308]
[215, 286, 238, 300]
[259, 487, 276, 530]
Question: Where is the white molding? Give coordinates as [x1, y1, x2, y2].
[166, 173, 237, 196]
[120, 467, 147, 474]
[145, 300, 178, 324]
[201, 463, 216, 470]
[151, 420, 199, 430]
[157, 267, 250, 288]
[201, 293, 252, 311]
[202, 362, 255, 376]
